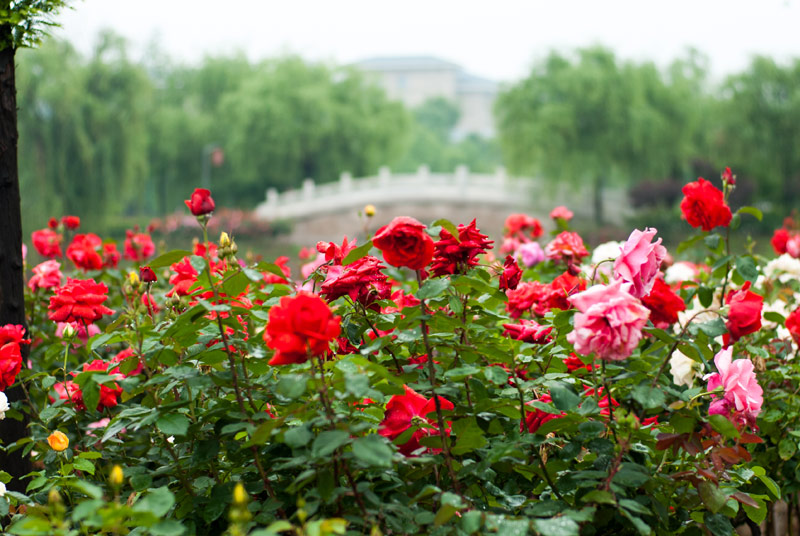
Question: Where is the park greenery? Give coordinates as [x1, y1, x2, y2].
[14, 32, 800, 236]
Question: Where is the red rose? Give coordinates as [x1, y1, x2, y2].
[372, 217, 434, 271]
[0, 325, 30, 390]
[771, 228, 791, 255]
[504, 213, 543, 240]
[28, 260, 63, 291]
[381, 289, 420, 314]
[61, 215, 80, 230]
[786, 308, 800, 345]
[47, 217, 59, 230]
[502, 319, 552, 344]
[109, 347, 143, 378]
[31, 229, 62, 258]
[102, 243, 120, 268]
[549, 206, 574, 221]
[506, 281, 551, 318]
[563, 353, 594, 372]
[544, 231, 589, 264]
[522, 393, 564, 433]
[320, 256, 391, 311]
[48, 278, 114, 324]
[316, 236, 357, 265]
[53, 381, 84, 410]
[723, 281, 763, 345]
[139, 266, 157, 283]
[499, 255, 522, 291]
[546, 271, 586, 311]
[263, 292, 340, 365]
[81, 359, 123, 409]
[379, 386, 453, 456]
[722, 167, 735, 186]
[680, 178, 732, 231]
[124, 231, 155, 262]
[167, 258, 199, 297]
[641, 278, 686, 329]
[430, 219, 493, 277]
[66, 234, 103, 271]
[185, 188, 215, 216]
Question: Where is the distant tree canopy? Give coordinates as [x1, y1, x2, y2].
[16, 35, 411, 229]
[495, 47, 708, 223]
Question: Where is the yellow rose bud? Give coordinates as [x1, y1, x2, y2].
[61, 323, 75, 339]
[47, 431, 69, 452]
[220, 231, 231, 248]
[128, 271, 140, 285]
[109, 465, 124, 487]
[364, 204, 376, 217]
[233, 482, 248, 505]
[48, 487, 62, 505]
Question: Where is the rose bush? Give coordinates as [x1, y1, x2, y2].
[0, 172, 797, 535]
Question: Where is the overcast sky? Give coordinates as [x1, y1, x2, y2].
[54, 0, 800, 82]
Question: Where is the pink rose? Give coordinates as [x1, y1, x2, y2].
[705, 347, 762, 427]
[567, 279, 650, 361]
[28, 260, 63, 291]
[517, 242, 545, 268]
[787, 235, 800, 258]
[613, 228, 667, 298]
[549, 206, 574, 221]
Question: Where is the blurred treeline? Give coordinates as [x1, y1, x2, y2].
[17, 34, 800, 238]
[17, 32, 501, 232]
[495, 47, 800, 234]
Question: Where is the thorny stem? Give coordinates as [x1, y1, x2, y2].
[416, 270, 462, 495]
[649, 308, 726, 388]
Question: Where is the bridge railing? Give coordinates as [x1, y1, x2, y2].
[254, 165, 631, 223]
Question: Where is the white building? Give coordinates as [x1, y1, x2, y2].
[355, 56, 497, 139]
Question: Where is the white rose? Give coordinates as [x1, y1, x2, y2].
[0, 392, 8, 420]
[670, 351, 701, 388]
[764, 254, 800, 283]
[665, 262, 697, 285]
[0, 482, 5, 497]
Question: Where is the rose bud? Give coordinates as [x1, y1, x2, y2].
[140, 266, 157, 283]
[185, 188, 215, 216]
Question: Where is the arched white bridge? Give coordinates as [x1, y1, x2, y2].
[254, 165, 630, 224]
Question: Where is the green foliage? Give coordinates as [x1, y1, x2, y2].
[0, 0, 69, 50]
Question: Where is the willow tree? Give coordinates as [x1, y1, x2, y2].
[0, 0, 69, 490]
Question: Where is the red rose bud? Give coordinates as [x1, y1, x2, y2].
[723, 281, 763, 345]
[47, 217, 59, 229]
[680, 178, 732, 232]
[140, 266, 157, 283]
[502, 319, 553, 344]
[61, 215, 80, 230]
[499, 255, 522, 291]
[372, 216, 434, 271]
[185, 188, 215, 216]
[722, 167, 736, 186]
[771, 228, 791, 255]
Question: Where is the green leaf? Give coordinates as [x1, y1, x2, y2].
[156, 414, 190, 437]
[284, 426, 313, 448]
[549, 383, 580, 411]
[743, 497, 767, 524]
[704, 234, 721, 251]
[708, 414, 740, 439]
[532, 516, 579, 536]
[343, 240, 372, 265]
[757, 474, 781, 500]
[133, 486, 175, 517]
[72, 457, 95, 475]
[276, 374, 307, 399]
[149, 520, 187, 536]
[779, 438, 797, 460]
[451, 417, 487, 455]
[351, 435, 393, 468]
[632, 384, 665, 409]
[737, 206, 763, 221]
[417, 278, 451, 300]
[735, 256, 759, 283]
[698, 481, 728, 513]
[703, 512, 733, 536]
[148, 250, 192, 269]
[312, 430, 350, 458]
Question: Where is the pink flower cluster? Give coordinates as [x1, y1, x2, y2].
[705, 347, 762, 427]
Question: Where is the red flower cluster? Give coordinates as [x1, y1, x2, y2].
[373, 217, 434, 271]
[53, 359, 123, 411]
[48, 278, 114, 324]
[430, 219, 493, 277]
[506, 272, 586, 318]
[640, 278, 686, 329]
[523, 393, 564, 433]
[185, 188, 215, 216]
[123, 230, 155, 262]
[65, 233, 119, 271]
[379, 386, 453, 456]
[723, 281, 763, 345]
[502, 319, 553, 344]
[263, 292, 341, 365]
[32, 228, 62, 258]
[680, 178, 732, 232]
[62, 215, 80, 230]
[499, 255, 522, 291]
[0, 325, 30, 390]
[504, 214, 543, 241]
[320, 256, 391, 311]
[786, 308, 800, 345]
[771, 218, 800, 258]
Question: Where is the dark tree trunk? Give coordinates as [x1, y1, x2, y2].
[0, 37, 32, 492]
[593, 174, 606, 225]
